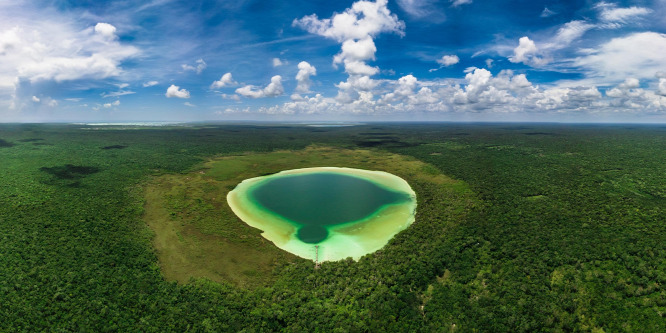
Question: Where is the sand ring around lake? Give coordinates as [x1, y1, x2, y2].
[227, 167, 417, 262]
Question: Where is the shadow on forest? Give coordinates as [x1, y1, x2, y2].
[0, 139, 15, 147]
[40, 164, 101, 180]
[101, 145, 128, 150]
[354, 138, 418, 148]
[18, 138, 44, 142]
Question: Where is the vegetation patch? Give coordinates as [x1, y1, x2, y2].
[143, 145, 468, 288]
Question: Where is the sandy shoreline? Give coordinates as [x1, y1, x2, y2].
[227, 167, 417, 262]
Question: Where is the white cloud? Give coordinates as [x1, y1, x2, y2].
[272, 58, 285, 67]
[295, 0, 404, 103]
[143, 81, 159, 87]
[540, 7, 557, 18]
[658, 79, 666, 96]
[293, 0, 405, 42]
[485, 59, 494, 68]
[379, 74, 418, 104]
[103, 100, 120, 108]
[597, 3, 652, 23]
[235, 75, 284, 98]
[0, 19, 138, 101]
[509, 36, 548, 66]
[263, 76, 284, 97]
[211, 73, 237, 89]
[533, 86, 603, 110]
[437, 54, 460, 67]
[574, 32, 666, 84]
[451, 0, 472, 7]
[182, 58, 207, 74]
[295, 61, 317, 93]
[47, 99, 58, 107]
[552, 20, 595, 47]
[184, 102, 196, 107]
[604, 78, 666, 109]
[102, 90, 135, 98]
[221, 93, 241, 101]
[94, 23, 117, 40]
[165, 84, 190, 98]
[31, 96, 40, 102]
[396, 0, 446, 22]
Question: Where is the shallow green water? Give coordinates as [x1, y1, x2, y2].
[249, 173, 410, 243]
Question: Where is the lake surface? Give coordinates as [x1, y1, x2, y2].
[249, 173, 411, 243]
[227, 167, 417, 261]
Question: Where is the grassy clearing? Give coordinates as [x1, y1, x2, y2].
[143, 145, 463, 288]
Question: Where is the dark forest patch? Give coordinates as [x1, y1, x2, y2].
[354, 138, 417, 148]
[40, 164, 101, 180]
[359, 132, 394, 136]
[0, 139, 15, 147]
[523, 132, 558, 136]
[101, 145, 128, 150]
[502, 126, 533, 130]
[18, 138, 44, 142]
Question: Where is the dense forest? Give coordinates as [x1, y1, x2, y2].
[1, 122, 665, 331]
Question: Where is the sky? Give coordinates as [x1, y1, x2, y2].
[1, 0, 666, 123]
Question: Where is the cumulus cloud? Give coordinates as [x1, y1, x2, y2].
[603, 78, 666, 109]
[211, 73, 237, 89]
[0, 22, 138, 85]
[165, 84, 190, 98]
[437, 55, 460, 67]
[295, 61, 317, 93]
[0, 9, 139, 113]
[94, 23, 117, 39]
[295, 0, 404, 103]
[182, 59, 207, 74]
[293, 0, 405, 42]
[32, 96, 40, 102]
[143, 81, 159, 87]
[272, 58, 285, 67]
[658, 79, 666, 96]
[504, 19, 595, 70]
[509, 36, 548, 66]
[235, 75, 284, 98]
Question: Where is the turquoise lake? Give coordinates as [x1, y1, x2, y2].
[249, 172, 411, 243]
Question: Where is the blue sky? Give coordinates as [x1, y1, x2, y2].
[1, 0, 666, 122]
